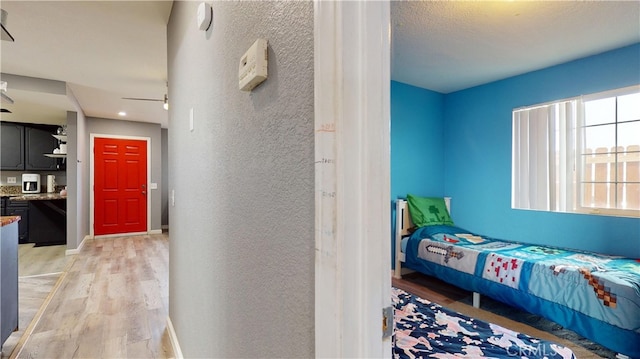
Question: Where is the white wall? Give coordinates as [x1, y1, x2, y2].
[167, 1, 315, 357]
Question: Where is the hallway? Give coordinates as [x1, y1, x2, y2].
[8, 234, 172, 359]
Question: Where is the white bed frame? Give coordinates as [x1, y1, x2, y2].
[394, 197, 481, 308]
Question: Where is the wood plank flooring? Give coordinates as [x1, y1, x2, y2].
[393, 272, 602, 358]
[1, 274, 61, 358]
[9, 234, 173, 359]
[18, 243, 72, 277]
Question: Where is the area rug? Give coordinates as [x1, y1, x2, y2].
[458, 294, 617, 358]
[393, 287, 577, 358]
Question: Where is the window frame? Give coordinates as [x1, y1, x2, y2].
[512, 85, 640, 219]
[575, 85, 640, 218]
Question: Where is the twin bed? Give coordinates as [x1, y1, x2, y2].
[393, 196, 640, 358]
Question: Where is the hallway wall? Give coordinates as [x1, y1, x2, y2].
[167, 1, 315, 357]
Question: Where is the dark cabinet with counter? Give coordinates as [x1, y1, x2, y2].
[1, 195, 65, 247]
[28, 199, 66, 246]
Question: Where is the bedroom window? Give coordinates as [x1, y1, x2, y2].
[512, 85, 640, 218]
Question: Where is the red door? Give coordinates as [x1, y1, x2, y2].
[94, 137, 147, 235]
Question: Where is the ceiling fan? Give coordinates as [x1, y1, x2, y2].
[122, 93, 169, 110]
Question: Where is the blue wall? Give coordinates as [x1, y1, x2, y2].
[443, 43, 640, 257]
[391, 81, 445, 265]
[391, 81, 445, 201]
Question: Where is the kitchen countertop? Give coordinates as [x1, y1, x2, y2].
[0, 216, 21, 227]
[7, 193, 67, 201]
[0, 186, 66, 199]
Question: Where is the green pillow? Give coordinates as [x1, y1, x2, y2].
[406, 194, 454, 227]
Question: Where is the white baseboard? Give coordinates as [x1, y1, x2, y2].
[149, 229, 162, 235]
[94, 231, 146, 239]
[166, 316, 183, 359]
[65, 235, 89, 255]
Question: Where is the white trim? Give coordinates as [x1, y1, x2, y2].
[394, 197, 451, 279]
[89, 134, 152, 237]
[166, 316, 184, 359]
[581, 84, 640, 101]
[65, 235, 90, 255]
[148, 229, 162, 235]
[94, 231, 147, 239]
[19, 272, 64, 279]
[394, 200, 404, 279]
[314, 1, 390, 357]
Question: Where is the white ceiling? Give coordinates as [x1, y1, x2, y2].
[392, 1, 640, 93]
[1, 0, 172, 128]
[0, 1, 638, 130]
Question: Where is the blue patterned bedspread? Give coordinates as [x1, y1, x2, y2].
[393, 287, 576, 358]
[404, 225, 640, 356]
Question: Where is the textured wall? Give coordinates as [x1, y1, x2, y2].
[66, 87, 89, 251]
[65, 111, 79, 249]
[86, 117, 163, 232]
[161, 128, 168, 227]
[167, 1, 314, 357]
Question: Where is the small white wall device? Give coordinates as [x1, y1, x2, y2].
[239, 39, 268, 91]
[197, 2, 213, 31]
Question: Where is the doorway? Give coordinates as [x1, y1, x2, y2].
[90, 135, 150, 237]
[314, 1, 391, 356]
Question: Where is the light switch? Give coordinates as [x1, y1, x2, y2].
[189, 108, 194, 132]
[150, 183, 158, 189]
[7, 176, 16, 184]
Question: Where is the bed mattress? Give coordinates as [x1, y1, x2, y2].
[402, 224, 640, 357]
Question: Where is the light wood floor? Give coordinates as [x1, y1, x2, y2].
[18, 243, 72, 277]
[7, 234, 173, 359]
[2, 243, 73, 358]
[1, 274, 61, 358]
[393, 272, 602, 358]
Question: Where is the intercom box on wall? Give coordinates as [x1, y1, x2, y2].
[239, 39, 268, 91]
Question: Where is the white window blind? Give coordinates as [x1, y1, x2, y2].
[512, 100, 578, 212]
[512, 85, 640, 218]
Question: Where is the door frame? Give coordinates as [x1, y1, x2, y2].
[314, 1, 391, 357]
[89, 133, 151, 238]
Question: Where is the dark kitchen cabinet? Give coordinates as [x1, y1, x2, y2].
[28, 200, 65, 246]
[0, 122, 25, 170]
[25, 126, 58, 170]
[6, 200, 29, 244]
[0, 122, 60, 171]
